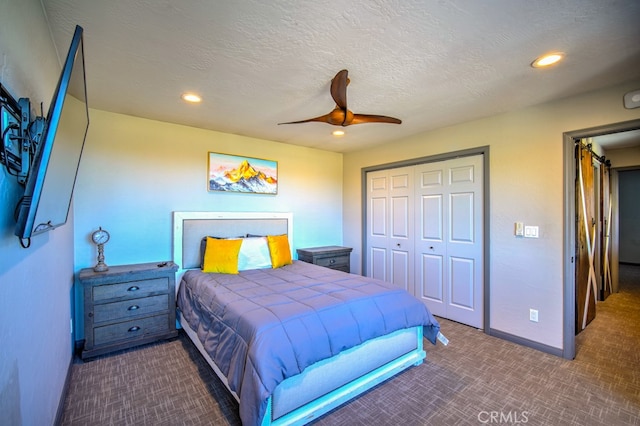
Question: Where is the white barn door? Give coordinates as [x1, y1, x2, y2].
[414, 155, 484, 328]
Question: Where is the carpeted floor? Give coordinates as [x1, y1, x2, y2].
[60, 265, 640, 425]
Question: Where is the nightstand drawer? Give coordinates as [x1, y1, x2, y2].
[93, 314, 170, 346]
[92, 294, 169, 323]
[297, 246, 353, 273]
[315, 255, 349, 268]
[92, 277, 169, 302]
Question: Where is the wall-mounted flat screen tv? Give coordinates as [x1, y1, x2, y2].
[14, 25, 89, 242]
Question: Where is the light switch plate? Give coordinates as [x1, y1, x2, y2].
[515, 222, 524, 236]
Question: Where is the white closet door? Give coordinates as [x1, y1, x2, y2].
[414, 155, 484, 328]
[366, 167, 414, 292]
[367, 169, 390, 282]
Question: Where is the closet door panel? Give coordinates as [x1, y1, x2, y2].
[419, 253, 445, 316]
[388, 168, 414, 291]
[449, 256, 475, 310]
[450, 192, 474, 243]
[391, 196, 410, 239]
[421, 195, 443, 241]
[416, 190, 446, 310]
[416, 155, 483, 328]
[391, 249, 411, 292]
[371, 197, 387, 237]
[365, 167, 414, 289]
[367, 171, 389, 281]
[370, 247, 387, 282]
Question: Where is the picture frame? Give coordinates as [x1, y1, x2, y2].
[208, 152, 278, 194]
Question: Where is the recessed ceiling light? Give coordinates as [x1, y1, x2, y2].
[531, 52, 565, 68]
[181, 93, 202, 103]
[332, 130, 345, 137]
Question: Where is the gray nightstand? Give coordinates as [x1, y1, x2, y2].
[80, 261, 178, 359]
[296, 246, 353, 273]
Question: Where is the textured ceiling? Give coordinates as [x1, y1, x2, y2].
[42, 0, 640, 153]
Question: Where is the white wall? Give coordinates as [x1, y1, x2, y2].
[606, 145, 640, 168]
[343, 80, 640, 351]
[72, 109, 344, 338]
[0, 1, 75, 424]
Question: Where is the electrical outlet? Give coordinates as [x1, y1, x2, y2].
[529, 309, 539, 322]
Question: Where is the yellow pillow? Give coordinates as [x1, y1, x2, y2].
[267, 234, 292, 268]
[202, 237, 242, 274]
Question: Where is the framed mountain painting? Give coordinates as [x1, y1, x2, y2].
[207, 152, 278, 194]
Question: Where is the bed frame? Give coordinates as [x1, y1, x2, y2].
[172, 211, 426, 425]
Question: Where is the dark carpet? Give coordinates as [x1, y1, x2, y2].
[60, 265, 640, 425]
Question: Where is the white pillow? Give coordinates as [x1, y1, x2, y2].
[238, 237, 273, 271]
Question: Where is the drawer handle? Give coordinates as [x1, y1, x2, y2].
[127, 286, 140, 292]
[128, 326, 141, 332]
[128, 305, 140, 311]
[330, 259, 335, 264]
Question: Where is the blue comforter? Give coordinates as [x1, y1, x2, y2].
[177, 261, 440, 425]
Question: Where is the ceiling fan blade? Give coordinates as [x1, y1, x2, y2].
[278, 113, 332, 125]
[351, 114, 402, 125]
[330, 69, 349, 110]
[279, 70, 402, 127]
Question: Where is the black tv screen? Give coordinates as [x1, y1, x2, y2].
[14, 25, 89, 241]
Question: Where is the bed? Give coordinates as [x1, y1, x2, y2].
[172, 211, 441, 426]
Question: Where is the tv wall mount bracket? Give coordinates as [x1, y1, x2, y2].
[1, 83, 44, 185]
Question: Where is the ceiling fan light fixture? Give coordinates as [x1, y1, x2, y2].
[181, 92, 202, 103]
[531, 52, 565, 68]
[332, 130, 345, 137]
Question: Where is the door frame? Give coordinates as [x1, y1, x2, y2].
[361, 146, 491, 333]
[563, 118, 640, 359]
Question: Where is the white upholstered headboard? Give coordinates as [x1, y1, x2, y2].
[172, 211, 293, 280]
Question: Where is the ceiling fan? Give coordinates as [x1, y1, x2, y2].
[278, 69, 402, 127]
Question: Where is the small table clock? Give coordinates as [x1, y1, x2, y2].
[91, 227, 110, 272]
